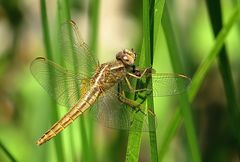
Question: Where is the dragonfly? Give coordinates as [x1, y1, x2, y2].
[31, 20, 191, 146]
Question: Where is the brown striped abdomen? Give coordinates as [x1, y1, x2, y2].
[36, 87, 101, 146]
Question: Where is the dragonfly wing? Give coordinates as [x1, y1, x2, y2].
[60, 20, 98, 77]
[30, 57, 91, 107]
[90, 84, 157, 131]
[123, 72, 191, 97]
[151, 73, 191, 96]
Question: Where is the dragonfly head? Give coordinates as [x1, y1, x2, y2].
[116, 49, 136, 66]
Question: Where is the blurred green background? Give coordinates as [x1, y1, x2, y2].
[0, 0, 240, 162]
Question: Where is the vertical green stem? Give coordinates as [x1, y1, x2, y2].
[40, 0, 53, 60]
[89, 0, 100, 54]
[125, 0, 157, 161]
[151, 1, 166, 160]
[56, 0, 78, 161]
[40, 0, 65, 161]
[162, 4, 201, 162]
[148, 0, 159, 162]
[0, 141, 17, 162]
[88, 0, 100, 161]
[158, 5, 240, 161]
[206, 0, 240, 143]
[125, 1, 150, 161]
[57, 0, 92, 161]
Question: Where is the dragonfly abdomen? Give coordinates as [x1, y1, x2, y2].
[36, 87, 101, 146]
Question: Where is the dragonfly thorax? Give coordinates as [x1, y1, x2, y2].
[91, 61, 126, 90]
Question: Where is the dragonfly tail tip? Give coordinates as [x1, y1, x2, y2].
[36, 140, 44, 146]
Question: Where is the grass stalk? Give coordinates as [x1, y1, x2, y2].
[55, 0, 78, 161]
[125, 0, 156, 161]
[188, 6, 240, 101]
[161, 4, 201, 162]
[154, 0, 165, 43]
[158, 4, 240, 161]
[56, 0, 94, 161]
[87, 0, 100, 161]
[40, 0, 65, 161]
[147, 0, 168, 161]
[206, 0, 240, 143]
[89, 0, 100, 54]
[0, 141, 17, 162]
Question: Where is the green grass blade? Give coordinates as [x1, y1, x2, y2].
[55, 0, 78, 161]
[188, 6, 240, 101]
[89, 0, 100, 54]
[150, 1, 166, 161]
[0, 141, 17, 162]
[148, 0, 168, 161]
[56, 1, 94, 162]
[125, 1, 149, 161]
[161, 4, 201, 162]
[40, 0, 53, 60]
[87, 0, 100, 161]
[125, 0, 157, 161]
[125, 130, 144, 162]
[158, 5, 240, 161]
[40, 0, 65, 161]
[206, 0, 240, 142]
[154, 0, 166, 46]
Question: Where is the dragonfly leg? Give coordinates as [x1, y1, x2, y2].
[124, 77, 151, 94]
[119, 90, 144, 114]
[118, 90, 155, 117]
[127, 67, 152, 79]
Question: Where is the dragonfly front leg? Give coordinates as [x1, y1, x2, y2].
[128, 67, 152, 79]
[125, 67, 153, 94]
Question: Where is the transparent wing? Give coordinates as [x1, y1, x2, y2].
[60, 20, 99, 77]
[30, 57, 91, 107]
[151, 73, 191, 96]
[90, 84, 157, 131]
[123, 72, 191, 97]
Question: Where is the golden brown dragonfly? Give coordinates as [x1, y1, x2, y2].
[31, 21, 191, 146]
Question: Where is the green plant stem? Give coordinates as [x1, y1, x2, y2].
[188, 6, 240, 101]
[56, 1, 92, 162]
[158, 4, 240, 161]
[0, 141, 17, 162]
[88, 0, 100, 161]
[206, 0, 240, 143]
[125, 0, 157, 161]
[56, 0, 78, 161]
[40, 0, 65, 161]
[161, 4, 201, 162]
[125, 1, 149, 162]
[89, 0, 100, 54]
[147, 0, 166, 162]
[151, 1, 166, 161]
[154, 0, 165, 44]
[40, 0, 52, 60]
